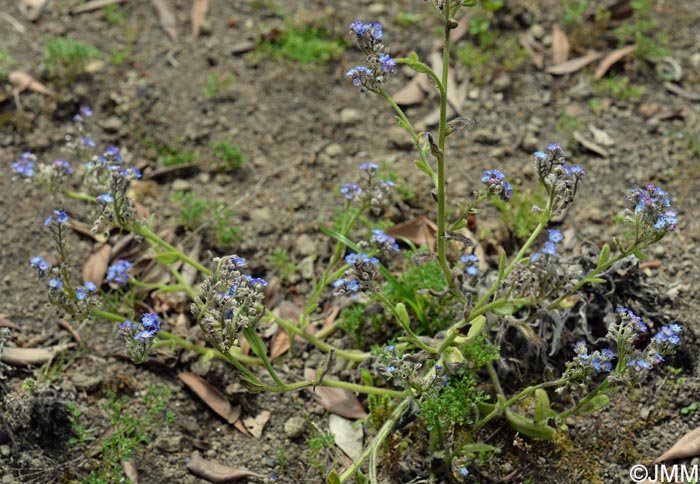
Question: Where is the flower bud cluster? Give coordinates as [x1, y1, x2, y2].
[346, 21, 397, 93]
[83, 145, 141, 232]
[339, 163, 395, 213]
[29, 219, 100, 321]
[533, 144, 585, 215]
[480, 169, 513, 202]
[625, 184, 678, 237]
[191, 256, 267, 353]
[11, 151, 74, 196]
[117, 313, 162, 364]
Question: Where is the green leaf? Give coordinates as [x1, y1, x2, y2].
[632, 248, 648, 261]
[408, 51, 419, 64]
[586, 277, 606, 284]
[505, 410, 554, 440]
[154, 251, 180, 264]
[465, 315, 486, 341]
[497, 250, 507, 278]
[597, 243, 611, 268]
[414, 159, 434, 178]
[394, 303, 411, 329]
[242, 326, 268, 360]
[327, 470, 342, 484]
[490, 300, 525, 315]
[355, 470, 368, 484]
[575, 394, 609, 416]
[534, 389, 551, 424]
[459, 443, 495, 454]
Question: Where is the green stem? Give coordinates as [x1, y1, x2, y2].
[271, 312, 369, 362]
[340, 397, 411, 483]
[62, 189, 97, 202]
[128, 222, 211, 275]
[435, 5, 452, 287]
[130, 279, 189, 293]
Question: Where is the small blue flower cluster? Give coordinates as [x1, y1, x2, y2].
[460, 254, 479, 277]
[75, 281, 97, 300]
[118, 313, 161, 342]
[480, 169, 513, 202]
[117, 313, 162, 363]
[11, 152, 36, 178]
[45, 209, 69, 226]
[571, 341, 615, 374]
[371, 229, 400, 252]
[73, 105, 93, 123]
[30, 256, 51, 274]
[530, 229, 563, 263]
[626, 184, 678, 233]
[106, 260, 133, 284]
[346, 20, 397, 92]
[339, 164, 396, 211]
[333, 251, 380, 296]
[192, 255, 269, 354]
[533, 144, 585, 211]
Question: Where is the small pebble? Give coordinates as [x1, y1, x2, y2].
[284, 416, 306, 439]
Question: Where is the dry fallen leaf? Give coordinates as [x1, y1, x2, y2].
[304, 368, 368, 419]
[242, 410, 271, 439]
[122, 458, 138, 484]
[1, 344, 73, 366]
[594, 45, 635, 79]
[191, 0, 209, 38]
[187, 452, 264, 483]
[391, 76, 429, 106]
[328, 414, 363, 460]
[8, 71, 55, 97]
[664, 82, 700, 101]
[573, 131, 609, 158]
[551, 25, 570, 65]
[270, 327, 290, 359]
[386, 216, 437, 251]
[546, 51, 604, 75]
[179, 372, 241, 425]
[71, 0, 128, 15]
[151, 0, 178, 41]
[654, 426, 700, 464]
[82, 244, 112, 287]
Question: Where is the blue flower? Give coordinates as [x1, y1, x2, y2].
[30, 256, 50, 272]
[548, 229, 563, 244]
[84, 281, 97, 291]
[96, 193, 114, 203]
[378, 53, 397, 74]
[52, 160, 72, 174]
[80, 106, 93, 117]
[106, 260, 133, 284]
[627, 359, 651, 371]
[460, 254, 479, 276]
[246, 276, 268, 288]
[547, 143, 562, 153]
[542, 241, 557, 256]
[228, 256, 247, 268]
[332, 278, 359, 293]
[141, 313, 161, 332]
[458, 466, 469, 477]
[340, 182, 363, 200]
[118, 320, 136, 334]
[54, 209, 68, 224]
[359, 162, 378, 172]
[372, 229, 399, 252]
[616, 307, 647, 333]
[345, 66, 371, 88]
[12, 152, 36, 177]
[48, 278, 63, 290]
[530, 252, 541, 263]
[654, 325, 682, 345]
[349, 20, 382, 40]
[533, 151, 548, 162]
[481, 169, 513, 202]
[76, 287, 87, 301]
[385, 345, 396, 351]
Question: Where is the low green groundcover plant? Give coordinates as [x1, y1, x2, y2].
[10, 1, 682, 482]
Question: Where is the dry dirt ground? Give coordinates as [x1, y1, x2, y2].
[1, 0, 700, 483]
